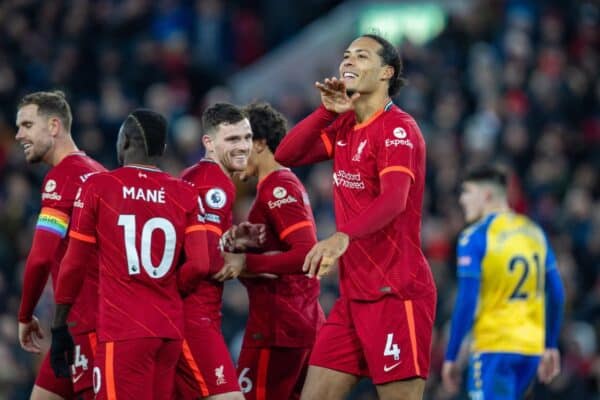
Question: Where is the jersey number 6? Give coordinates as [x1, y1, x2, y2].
[118, 214, 176, 279]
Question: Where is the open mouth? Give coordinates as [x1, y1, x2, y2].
[342, 72, 358, 81]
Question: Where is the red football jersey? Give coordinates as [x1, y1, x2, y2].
[322, 102, 435, 301]
[180, 159, 235, 320]
[242, 169, 325, 348]
[68, 165, 206, 341]
[18, 151, 105, 334]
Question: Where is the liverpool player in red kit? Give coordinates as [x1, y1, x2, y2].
[50, 109, 212, 400]
[230, 102, 325, 400]
[16, 91, 105, 400]
[176, 103, 251, 400]
[275, 34, 436, 400]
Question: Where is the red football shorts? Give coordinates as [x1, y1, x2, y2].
[93, 338, 182, 400]
[70, 331, 97, 396]
[34, 351, 74, 398]
[237, 347, 311, 400]
[176, 318, 240, 398]
[309, 295, 436, 384]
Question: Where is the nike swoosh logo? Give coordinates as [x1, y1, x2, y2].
[336, 140, 347, 146]
[383, 362, 402, 372]
[72, 373, 85, 383]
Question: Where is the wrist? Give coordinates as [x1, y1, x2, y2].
[317, 104, 339, 118]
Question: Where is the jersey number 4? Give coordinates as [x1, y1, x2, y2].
[508, 253, 542, 300]
[118, 215, 176, 279]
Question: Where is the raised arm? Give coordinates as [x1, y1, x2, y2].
[274, 105, 338, 166]
[275, 77, 359, 166]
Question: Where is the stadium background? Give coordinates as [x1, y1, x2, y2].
[0, 0, 598, 398]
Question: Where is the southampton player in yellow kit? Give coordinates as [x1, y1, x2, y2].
[442, 165, 565, 399]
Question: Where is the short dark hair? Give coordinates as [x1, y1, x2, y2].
[243, 102, 287, 153]
[123, 109, 167, 157]
[18, 90, 73, 132]
[360, 34, 405, 97]
[462, 165, 508, 188]
[201, 103, 247, 135]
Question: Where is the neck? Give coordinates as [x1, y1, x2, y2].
[124, 154, 157, 167]
[45, 135, 79, 166]
[206, 153, 233, 178]
[257, 155, 283, 182]
[353, 91, 392, 123]
[482, 201, 510, 217]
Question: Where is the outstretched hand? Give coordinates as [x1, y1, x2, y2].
[221, 222, 266, 252]
[212, 252, 246, 282]
[315, 77, 360, 114]
[302, 232, 349, 278]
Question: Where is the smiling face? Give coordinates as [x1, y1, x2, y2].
[339, 36, 393, 96]
[204, 118, 253, 173]
[15, 104, 55, 164]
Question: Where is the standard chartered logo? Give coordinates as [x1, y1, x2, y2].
[332, 170, 365, 190]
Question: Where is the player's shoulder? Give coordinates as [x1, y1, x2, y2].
[58, 152, 105, 174]
[458, 214, 496, 248]
[182, 159, 232, 187]
[492, 212, 545, 240]
[262, 169, 305, 194]
[45, 155, 104, 190]
[260, 169, 310, 209]
[379, 106, 421, 135]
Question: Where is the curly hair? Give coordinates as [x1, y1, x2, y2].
[243, 102, 288, 153]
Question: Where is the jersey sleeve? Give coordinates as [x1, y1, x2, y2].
[543, 233, 558, 274]
[245, 182, 317, 275]
[274, 106, 341, 165]
[456, 226, 486, 279]
[41, 170, 78, 213]
[18, 229, 64, 322]
[178, 194, 212, 293]
[55, 180, 99, 305]
[68, 178, 99, 244]
[374, 117, 417, 182]
[263, 182, 315, 243]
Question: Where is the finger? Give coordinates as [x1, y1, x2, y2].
[22, 340, 39, 353]
[36, 325, 45, 339]
[212, 270, 226, 281]
[315, 82, 337, 94]
[307, 250, 324, 278]
[349, 92, 361, 101]
[31, 333, 43, 351]
[302, 246, 316, 273]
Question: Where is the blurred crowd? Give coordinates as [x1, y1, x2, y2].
[0, 0, 598, 399]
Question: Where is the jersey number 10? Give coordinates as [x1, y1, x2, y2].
[508, 253, 542, 300]
[118, 214, 176, 279]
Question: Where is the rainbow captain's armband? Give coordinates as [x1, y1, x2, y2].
[36, 207, 69, 238]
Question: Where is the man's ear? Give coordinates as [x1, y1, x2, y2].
[48, 117, 61, 137]
[381, 65, 394, 81]
[202, 134, 213, 151]
[253, 139, 268, 154]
